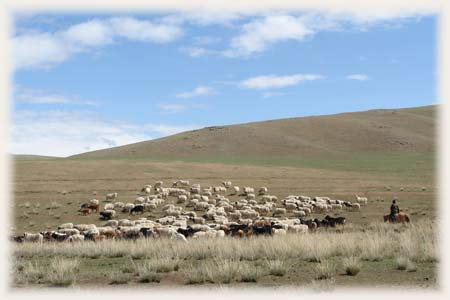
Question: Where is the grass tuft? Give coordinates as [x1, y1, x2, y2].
[342, 257, 361, 276]
[47, 257, 79, 287]
[314, 261, 336, 280]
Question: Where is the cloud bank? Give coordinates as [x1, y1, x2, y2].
[12, 110, 200, 157]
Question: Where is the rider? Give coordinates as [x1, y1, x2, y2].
[390, 199, 400, 222]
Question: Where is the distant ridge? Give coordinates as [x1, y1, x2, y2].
[70, 105, 436, 160]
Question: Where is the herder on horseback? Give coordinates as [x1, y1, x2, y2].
[389, 198, 400, 223]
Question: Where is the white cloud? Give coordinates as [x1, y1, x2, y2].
[262, 91, 287, 98]
[109, 17, 183, 43]
[175, 86, 216, 98]
[222, 8, 437, 57]
[346, 74, 369, 81]
[61, 20, 114, 47]
[13, 32, 72, 70]
[12, 110, 200, 157]
[240, 74, 324, 90]
[158, 103, 187, 114]
[225, 15, 314, 57]
[162, 11, 241, 26]
[193, 36, 222, 45]
[16, 87, 98, 105]
[179, 47, 215, 57]
[13, 17, 184, 70]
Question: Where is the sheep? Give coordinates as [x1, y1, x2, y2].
[285, 202, 297, 211]
[118, 219, 135, 227]
[298, 207, 312, 215]
[100, 209, 116, 220]
[135, 197, 146, 204]
[243, 187, 254, 195]
[192, 216, 206, 224]
[239, 218, 253, 225]
[58, 223, 74, 230]
[331, 204, 343, 210]
[122, 203, 135, 213]
[177, 195, 188, 203]
[241, 209, 259, 219]
[130, 204, 144, 215]
[143, 203, 157, 211]
[67, 234, 85, 242]
[222, 181, 232, 188]
[89, 199, 99, 206]
[113, 202, 125, 210]
[104, 203, 115, 211]
[352, 203, 361, 211]
[186, 199, 199, 208]
[172, 180, 190, 188]
[272, 228, 287, 236]
[258, 187, 268, 195]
[155, 227, 177, 238]
[105, 220, 119, 227]
[79, 208, 92, 215]
[58, 228, 80, 236]
[23, 232, 43, 243]
[165, 209, 181, 217]
[105, 192, 118, 201]
[355, 195, 368, 205]
[173, 219, 187, 228]
[88, 199, 100, 212]
[157, 216, 176, 225]
[141, 185, 152, 194]
[154, 181, 164, 189]
[273, 207, 286, 216]
[231, 186, 240, 195]
[175, 232, 188, 242]
[191, 194, 201, 200]
[229, 211, 242, 220]
[246, 193, 256, 200]
[193, 231, 206, 239]
[288, 224, 308, 234]
[293, 210, 306, 218]
[74, 224, 96, 231]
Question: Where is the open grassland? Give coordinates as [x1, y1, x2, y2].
[11, 105, 437, 288]
[11, 221, 437, 288]
[12, 153, 435, 234]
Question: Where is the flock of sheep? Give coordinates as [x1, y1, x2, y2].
[13, 180, 368, 243]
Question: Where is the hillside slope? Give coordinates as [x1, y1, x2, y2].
[71, 105, 436, 160]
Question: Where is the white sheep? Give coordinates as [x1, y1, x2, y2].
[352, 203, 361, 211]
[355, 195, 368, 205]
[58, 223, 74, 230]
[105, 192, 118, 201]
[23, 232, 43, 243]
[104, 203, 115, 210]
[258, 187, 268, 195]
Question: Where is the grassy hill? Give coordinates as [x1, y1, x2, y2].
[69, 105, 436, 171]
[12, 154, 61, 160]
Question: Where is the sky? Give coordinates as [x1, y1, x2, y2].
[11, 10, 437, 157]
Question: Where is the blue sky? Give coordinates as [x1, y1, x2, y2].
[11, 11, 437, 157]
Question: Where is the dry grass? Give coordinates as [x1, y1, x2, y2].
[342, 257, 361, 276]
[314, 260, 336, 280]
[396, 257, 417, 272]
[11, 221, 436, 287]
[109, 271, 131, 285]
[47, 257, 79, 287]
[13, 261, 46, 285]
[13, 221, 436, 265]
[266, 259, 289, 276]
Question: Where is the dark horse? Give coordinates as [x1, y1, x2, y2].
[383, 212, 410, 223]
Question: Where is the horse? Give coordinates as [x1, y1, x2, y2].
[383, 212, 410, 223]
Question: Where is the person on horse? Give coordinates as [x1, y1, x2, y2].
[390, 199, 400, 223]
